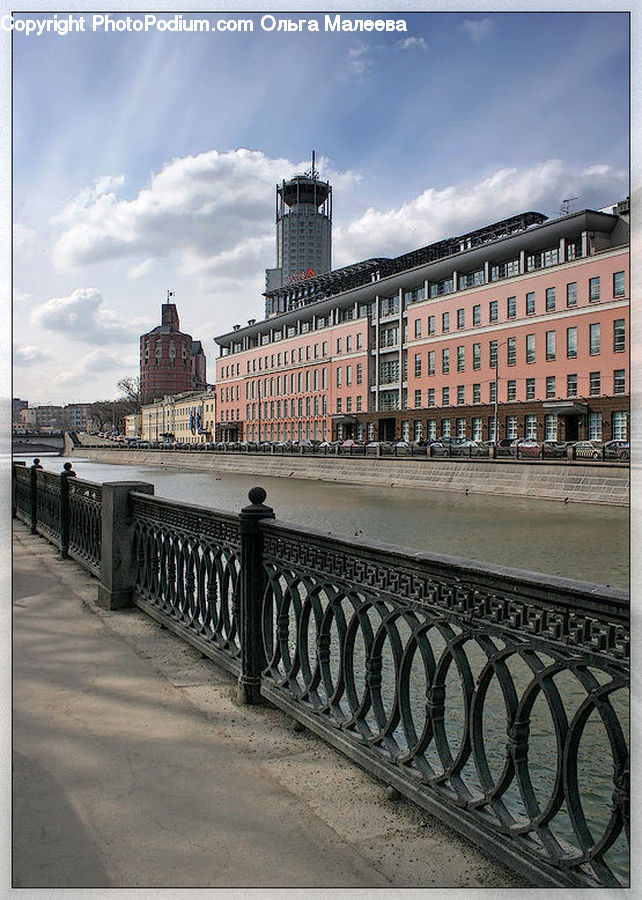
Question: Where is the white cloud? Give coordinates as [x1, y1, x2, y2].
[127, 258, 154, 279]
[333, 159, 628, 265]
[460, 18, 494, 43]
[30, 287, 149, 345]
[13, 344, 49, 366]
[347, 43, 373, 77]
[395, 36, 427, 52]
[13, 288, 31, 305]
[54, 348, 135, 387]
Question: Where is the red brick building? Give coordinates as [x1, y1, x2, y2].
[140, 297, 207, 403]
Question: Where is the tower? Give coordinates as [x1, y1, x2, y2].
[265, 152, 332, 292]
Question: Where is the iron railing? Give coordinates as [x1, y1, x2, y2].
[130, 493, 242, 678]
[13, 464, 629, 888]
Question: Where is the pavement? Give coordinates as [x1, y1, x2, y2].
[12, 521, 528, 891]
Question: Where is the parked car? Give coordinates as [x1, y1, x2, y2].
[429, 441, 449, 457]
[541, 441, 569, 459]
[573, 440, 603, 460]
[510, 438, 542, 458]
[603, 440, 630, 461]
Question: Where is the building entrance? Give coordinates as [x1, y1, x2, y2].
[562, 416, 580, 442]
[378, 418, 396, 441]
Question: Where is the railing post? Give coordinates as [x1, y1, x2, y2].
[237, 486, 274, 705]
[97, 481, 155, 610]
[29, 458, 42, 533]
[12, 461, 25, 518]
[58, 462, 76, 558]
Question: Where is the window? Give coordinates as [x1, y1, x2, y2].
[612, 411, 628, 440]
[414, 319, 422, 338]
[526, 334, 535, 364]
[346, 397, 352, 412]
[427, 419, 437, 439]
[545, 287, 556, 311]
[356, 333, 363, 349]
[356, 363, 363, 385]
[473, 304, 481, 326]
[442, 312, 450, 332]
[472, 417, 483, 440]
[526, 378, 535, 400]
[336, 368, 342, 387]
[589, 277, 601, 302]
[414, 389, 422, 408]
[507, 296, 516, 319]
[567, 374, 577, 397]
[507, 337, 517, 366]
[428, 315, 436, 335]
[457, 385, 465, 405]
[546, 331, 556, 361]
[613, 271, 625, 298]
[456, 417, 466, 438]
[507, 380, 517, 401]
[457, 346, 465, 372]
[489, 382, 496, 403]
[566, 327, 577, 358]
[336, 398, 342, 413]
[356, 395, 362, 412]
[526, 292, 536, 315]
[613, 319, 625, 352]
[613, 369, 626, 394]
[428, 388, 435, 406]
[414, 353, 422, 377]
[346, 365, 352, 387]
[336, 338, 342, 353]
[442, 387, 450, 406]
[546, 376, 556, 399]
[442, 419, 451, 438]
[473, 343, 481, 369]
[489, 340, 498, 368]
[525, 415, 537, 439]
[488, 418, 496, 442]
[457, 308, 465, 329]
[346, 336, 352, 352]
[414, 420, 423, 441]
[589, 371, 601, 396]
[428, 351, 435, 375]
[506, 416, 518, 439]
[566, 282, 577, 307]
[588, 412, 602, 440]
[545, 414, 558, 441]
[489, 300, 498, 322]
[322, 341, 328, 356]
[442, 348, 450, 374]
[589, 323, 601, 355]
[473, 383, 481, 404]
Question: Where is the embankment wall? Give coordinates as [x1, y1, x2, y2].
[69, 445, 629, 506]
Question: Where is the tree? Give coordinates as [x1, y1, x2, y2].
[117, 375, 142, 412]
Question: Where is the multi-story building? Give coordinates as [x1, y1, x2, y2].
[12, 398, 28, 423]
[140, 295, 207, 403]
[60, 403, 93, 432]
[214, 202, 629, 446]
[124, 413, 142, 438]
[140, 388, 216, 444]
[265, 152, 332, 296]
[19, 404, 64, 431]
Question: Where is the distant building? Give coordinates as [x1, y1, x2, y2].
[140, 294, 207, 404]
[19, 404, 63, 431]
[12, 398, 28, 422]
[140, 388, 216, 444]
[215, 201, 629, 446]
[61, 403, 93, 432]
[265, 152, 332, 301]
[124, 413, 142, 438]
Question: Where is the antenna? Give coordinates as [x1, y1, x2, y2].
[166, 289, 175, 303]
[311, 151, 316, 178]
[560, 197, 578, 216]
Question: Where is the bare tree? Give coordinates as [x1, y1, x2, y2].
[117, 375, 142, 412]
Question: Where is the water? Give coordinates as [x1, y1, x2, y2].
[20, 453, 629, 589]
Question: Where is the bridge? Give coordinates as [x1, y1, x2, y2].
[12, 460, 630, 888]
[12, 432, 65, 455]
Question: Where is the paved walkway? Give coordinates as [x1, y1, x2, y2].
[12, 523, 526, 890]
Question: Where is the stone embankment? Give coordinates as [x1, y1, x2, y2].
[69, 441, 628, 506]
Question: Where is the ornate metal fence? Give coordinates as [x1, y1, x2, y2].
[257, 517, 629, 888]
[130, 492, 242, 677]
[34, 469, 60, 544]
[13, 464, 31, 522]
[67, 478, 102, 576]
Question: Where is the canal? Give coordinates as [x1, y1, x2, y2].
[23, 454, 629, 589]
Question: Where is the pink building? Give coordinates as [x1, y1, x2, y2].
[215, 203, 629, 445]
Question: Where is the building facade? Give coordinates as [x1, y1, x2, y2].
[140, 388, 216, 444]
[214, 203, 629, 446]
[140, 296, 208, 404]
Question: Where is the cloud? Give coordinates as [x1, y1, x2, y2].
[347, 43, 373, 77]
[13, 288, 31, 305]
[30, 287, 149, 344]
[460, 18, 494, 43]
[127, 258, 154, 279]
[13, 344, 50, 366]
[333, 159, 628, 265]
[395, 36, 427, 52]
[54, 348, 136, 386]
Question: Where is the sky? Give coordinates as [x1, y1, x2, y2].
[11, 9, 630, 406]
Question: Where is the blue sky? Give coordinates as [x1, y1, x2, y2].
[12, 10, 629, 405]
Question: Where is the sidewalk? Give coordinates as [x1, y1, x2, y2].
[12, 523, 526, 889]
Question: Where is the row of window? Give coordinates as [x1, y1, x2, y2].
[411, 368, 626, 409]
[411, 319, 625, 376]
[412, 273, 625, 338]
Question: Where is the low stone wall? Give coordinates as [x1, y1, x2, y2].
[70, 447, 629, 506]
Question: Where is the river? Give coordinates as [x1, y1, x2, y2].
[20, 453, 629, 589]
